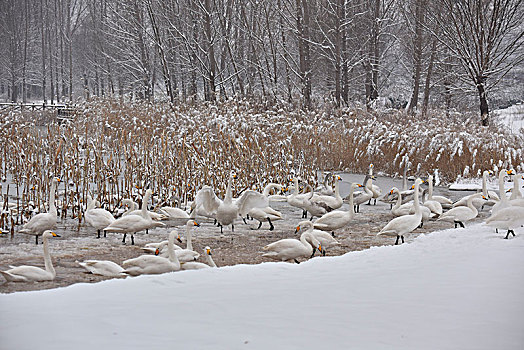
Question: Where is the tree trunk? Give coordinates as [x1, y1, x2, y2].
[406, 0, 425, 114]
[203, 0, 216, 101]
[477, 76, 489, 126]
[422, 37, 437, 116]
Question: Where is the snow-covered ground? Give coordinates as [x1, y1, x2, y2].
[1, 223, 523, 350]
[494, 103, 524, 135]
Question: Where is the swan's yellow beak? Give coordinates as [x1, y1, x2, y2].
[389, 189, 394, 195]
[155, 248, 160, 256]
[507, 170, 515, 175]
[176, 235, 182, 243]
[193, 221, 200, 227]
[482, 195, 488, 200]
[206, 248, 211, 255]
[357, 184, 363, 188]
[318, 244, 322, 253]
[295, 225, 300, 233]
[51, 231, 60, 237]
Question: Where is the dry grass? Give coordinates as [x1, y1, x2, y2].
[0, 98, 521, 228]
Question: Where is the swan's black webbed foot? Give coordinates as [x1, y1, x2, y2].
[459, 221, 465, 228]
[310, 250, 316, 258]
[35, 236, 39, 245]
[122, 233, 127, 244]
[294, 259, 301, 264]
[401, 235, 405, 244]
[268, 218, 274, 231]
[243, 218, 248, 225]
[97, 230, 101, 239]
[395, 235, 400, 245]
[131, 235, 135, 245]
[322, 249, 326, 256]
[331, 231, 335, 237]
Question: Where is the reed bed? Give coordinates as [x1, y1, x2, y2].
[0, 98, 521, 230]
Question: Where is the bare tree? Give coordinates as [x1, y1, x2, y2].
[431, 0, 524, 126]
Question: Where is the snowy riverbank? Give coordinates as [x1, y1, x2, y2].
[1, 223, 523, 350]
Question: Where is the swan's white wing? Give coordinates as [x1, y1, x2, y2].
[235, 190, 269, 217]
[193, 186, 221, 213]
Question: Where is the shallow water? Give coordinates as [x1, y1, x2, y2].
[0, 176, 491, 294]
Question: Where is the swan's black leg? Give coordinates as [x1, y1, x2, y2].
[214, 218, 217, 226]
[294, 259, 301, 264]
[302, 210, 307, 218]
[146, 229, 149, 234]
[242, 217, 248, 225]
[401, 235, 405, 244]
[309, 215, 314, 221]
[511, 230, 515, 237]
[268, 218, 274, 231]
[122, 233, 127, 244]
[131, 234, 135, 245]
[246, 214, 251, 220]
[231, 224, 234, 232]
[496, 228, 499, 233]
[322, 249, 326, 256]
[395, 235, 400, 245]
[367, 199, 371, 205]
[97, 229, 101, 239]
[331, 231, 335, 237]
[35, 235, 39, 245]
[459, 221, 465, 228]
[219, 223, 223, 234]
[374, 199, 377, 205]
[104, 230, 107, 238]
[454, 221, 458, 228]
[505, 231, 510, 239]
[310, 249, 316, 258]
[419, 221, 423, 228]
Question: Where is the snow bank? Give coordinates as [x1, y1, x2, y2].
[1, 224, 523, 350]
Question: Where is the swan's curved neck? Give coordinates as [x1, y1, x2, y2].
[402, 164, 408, 191]
[499, 169, 509, 204]
[224, 175, 234, 203]
[42, 235, 55, 277]
[334, 179, 341, 198]
[263, 183, 281, 197]
[482, 171, 488, 196]
[364, 179, 373, 193]
[413, 181, 421, 215]
[49, 180, 57, 216]
[466, 194, 479, 215]
[512, 174, 521, 197]
[167, 231, 181, 269]
[86, 195, 96, 211]
[141, 191, 152, 219]
[348, 185, 356, 216]
[428, 176, 434, 199]
[300, 230, 314, 249]
[186, 225, 193, 251]
[392, 188, 402, 210]
[206, 252, 217, 268]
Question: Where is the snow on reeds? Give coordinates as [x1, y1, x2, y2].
[0, 99, 521, 223]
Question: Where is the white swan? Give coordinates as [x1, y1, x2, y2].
[313, 183, 359, 235]
[310, 175, 343, 211]
[491, 169, 515, 215]
[389, 187, 412, 217]
[287, 178, 314, 218]
[216, 172, 240, 233]
[204, 246, 217, 268]
[439, 193, 486, 228]
[19, 177, 60, 244]
[85, 194, 116, 239]
[104, 189, 166, 245]
[1, 230, 60, 282]
[123, 230, 181, 276]
[352, 178, 373, 213]
[160, 206, 190, 219]
[454, 171, 499, 208]
[366, 164, 382, 205]
[378, 178, 423, 245]
[302, 185, 329, 219]
[485, 205, 524, 239]
[298, 221, 339, 257]
[77, 260, 125, 277]
[262, 222, 322, 263]
[156, 222, 200, 262]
